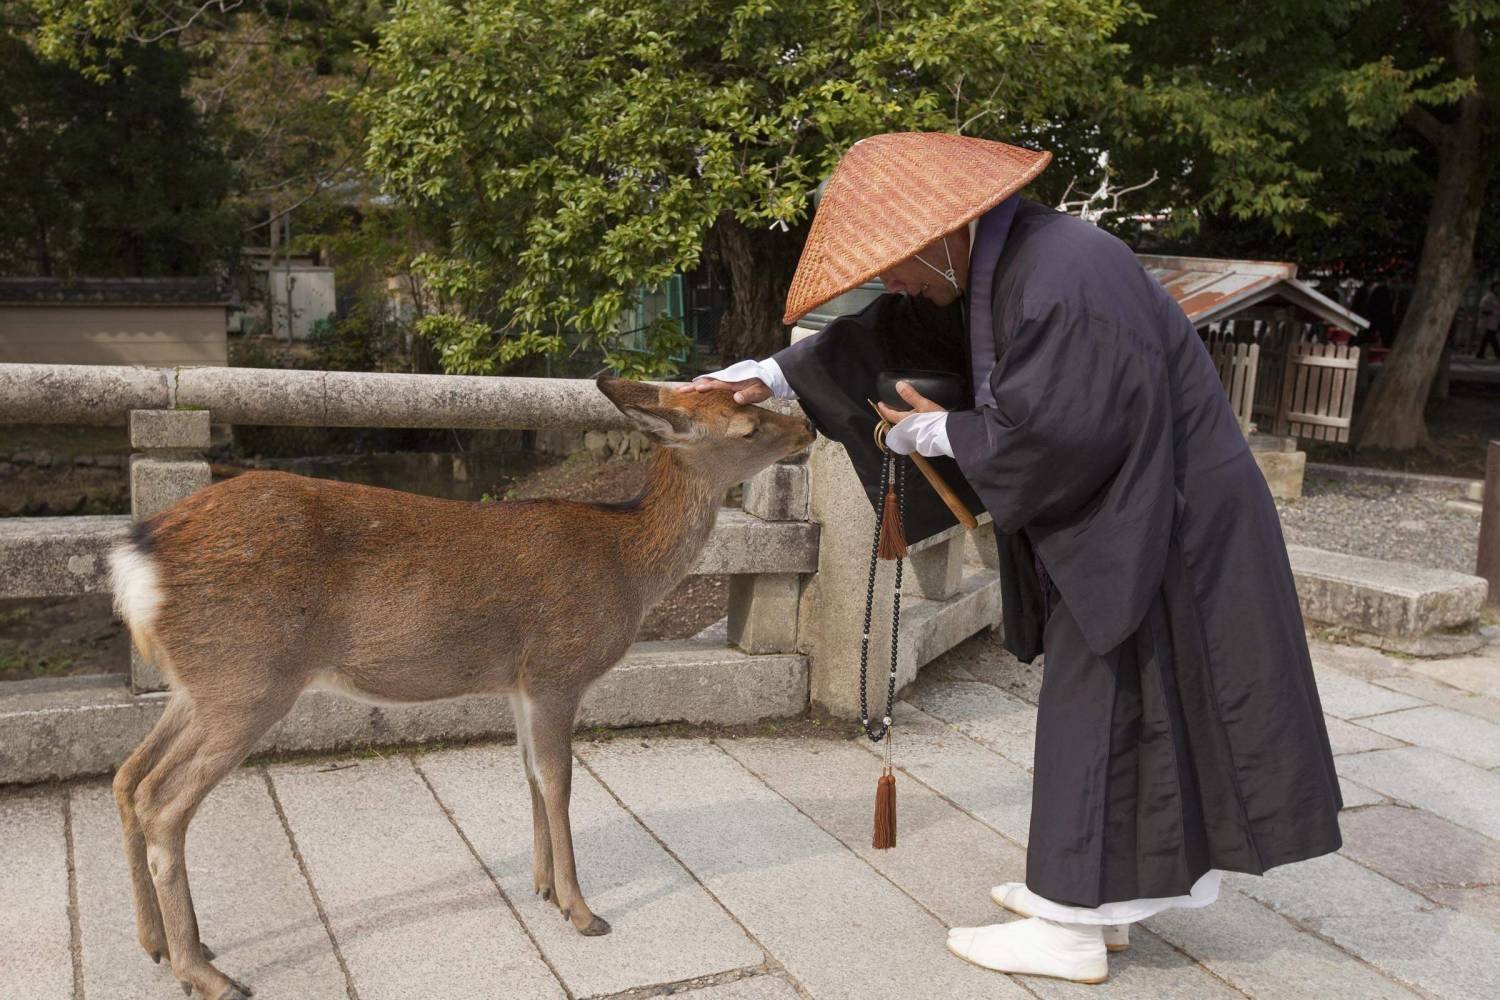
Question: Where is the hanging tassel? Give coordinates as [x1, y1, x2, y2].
[873, 766, 897, 849]
[877, 467, 907, 560]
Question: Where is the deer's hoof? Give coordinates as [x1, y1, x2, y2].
[538, 886, 552, 902]
[579, 915, 611, 937]
[150, 950, 164, 965]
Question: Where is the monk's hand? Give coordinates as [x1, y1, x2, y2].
[676, 376, 771, 405]
[876, 381, 943, 426]
[878, 382, 952, 458]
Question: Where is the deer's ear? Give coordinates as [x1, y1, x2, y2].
[597, 378, 700, 445]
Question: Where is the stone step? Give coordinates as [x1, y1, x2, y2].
[0, 639, 808, 784]
[0, 508, 817, 600]
[1288, 544, 1486, 654]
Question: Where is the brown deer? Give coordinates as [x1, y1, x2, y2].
[106, 378, 814, 1000]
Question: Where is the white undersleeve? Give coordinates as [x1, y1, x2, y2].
[1025, 870, 1222, 926]
[698, 358, 796, 400]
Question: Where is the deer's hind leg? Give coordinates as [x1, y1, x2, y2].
[134, 687, 297, 999]
[114, 692, 194, 964]
[511, 694, 554, 903]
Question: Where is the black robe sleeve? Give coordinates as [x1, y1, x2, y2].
[946, 293, 1176, 657]
[772, 293, 987, 547]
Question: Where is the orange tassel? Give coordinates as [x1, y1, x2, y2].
[877, 480, 907, 560]
[873, 767, 897, 849]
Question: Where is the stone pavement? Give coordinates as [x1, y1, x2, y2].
[5, 630, 1500, 1000]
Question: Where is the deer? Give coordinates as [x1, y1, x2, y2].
[106, 377, 815, 1000]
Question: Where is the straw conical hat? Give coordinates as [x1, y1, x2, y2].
[782, 133, 1052, 325]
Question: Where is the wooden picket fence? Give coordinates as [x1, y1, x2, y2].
[1203, 320, 1361, 443]
[1207, 340, 1259, 437]
[1276, 338, 1360, 442]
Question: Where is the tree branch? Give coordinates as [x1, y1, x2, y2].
[1403, 103, 1447, 149]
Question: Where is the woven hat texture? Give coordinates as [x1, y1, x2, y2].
[783, 133, 1052, 325]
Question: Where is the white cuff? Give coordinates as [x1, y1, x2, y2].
[697, 358, 796, 400]
[883, 411, 952, 458]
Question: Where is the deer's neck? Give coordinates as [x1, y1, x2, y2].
[616, 448, 724, 599]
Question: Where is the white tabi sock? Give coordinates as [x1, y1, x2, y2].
[946, 917, 1108, 984]
[991, 881, 1131, 951]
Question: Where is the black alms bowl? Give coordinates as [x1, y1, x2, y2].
[876, 369, 967, 412]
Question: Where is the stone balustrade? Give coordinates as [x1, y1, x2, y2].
[1, 360, 1009, 779]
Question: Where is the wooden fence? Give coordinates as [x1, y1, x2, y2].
[1276, 339, 1360, 442]
[1204, 319, 1361, 444]
[1208, 340, 1259, 437]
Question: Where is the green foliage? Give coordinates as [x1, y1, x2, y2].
[358, 0, 1143, 376]
[0, 26, 239, 275]
[1100, 1, 1498, 241]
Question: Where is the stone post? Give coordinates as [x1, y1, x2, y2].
[1477, 440, 1500, 606]
[797, 433, 895, 716]
[128, 409, 212, 692]
[727, 456, 810, 654]
[904, 533, 965, 601]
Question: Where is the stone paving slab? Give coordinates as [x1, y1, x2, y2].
[1336, 746, 1500, 841]
[1146, 887, 1418, 999]
[70, 771, 349, 1000]
[873, 701, 1036, 846]
[904, 677, 1038, 772]
[268, 756, 562, 1000]
[1337, 776, 1387, 809]
[719, 736, 1028, 929]
[416, 745, 762, 998]
[719, 737, 1241, 1000]
[1366, 672, 1500, 725]
[945, 641, 1046, 705]
[0, 790, 73, 1000]
[1426, 884, 1500, 935]
[1312, 668, 1426, 720]
[678, 975, 804, 999]
[577, 740, 1025, 1000]
[1322, 715, 1404, 756]
[1337, 804, 1500, 893]
[1398, 653, 1500, 700]
[1356, 704, 1500, 768]
[1233, 854, 1500, 999]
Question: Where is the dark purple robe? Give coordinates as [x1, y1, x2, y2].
[774, 199, 1342, 906]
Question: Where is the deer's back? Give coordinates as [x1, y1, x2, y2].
[135, 471, 649, 699]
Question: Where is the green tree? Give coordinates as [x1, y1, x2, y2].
[358, 0, 1143, 373]
[1098, 1, 1499, 450]
[0, 20, 238, 275]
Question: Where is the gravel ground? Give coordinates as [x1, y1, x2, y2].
[1275, 472, 1480, 574]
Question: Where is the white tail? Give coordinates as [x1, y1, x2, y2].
[106, 378, 814, 999]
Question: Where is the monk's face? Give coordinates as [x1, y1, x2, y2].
[878, 226, 972, 306]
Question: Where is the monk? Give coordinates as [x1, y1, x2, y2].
[683, 132, 1341, 985]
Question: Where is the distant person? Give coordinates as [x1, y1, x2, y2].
[1478, 282, 1500, 360]
[1364, 280, 1396, 347]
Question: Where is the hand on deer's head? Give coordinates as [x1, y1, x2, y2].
[597, 377, 814, 484]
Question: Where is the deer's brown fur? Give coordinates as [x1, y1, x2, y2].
[107, 378, 814, 999]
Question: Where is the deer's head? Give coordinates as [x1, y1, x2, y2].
[597, 378, 814, 485]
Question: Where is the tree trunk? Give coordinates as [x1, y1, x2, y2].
[1355, 63, 1491, 449]
[712, 213, 807, 362]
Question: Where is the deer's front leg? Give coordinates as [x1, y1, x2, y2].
[526, 693, 609, 936]
[510, 694, 554, 902]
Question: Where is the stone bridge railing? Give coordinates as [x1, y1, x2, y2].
[0, 362, 1003, 782]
